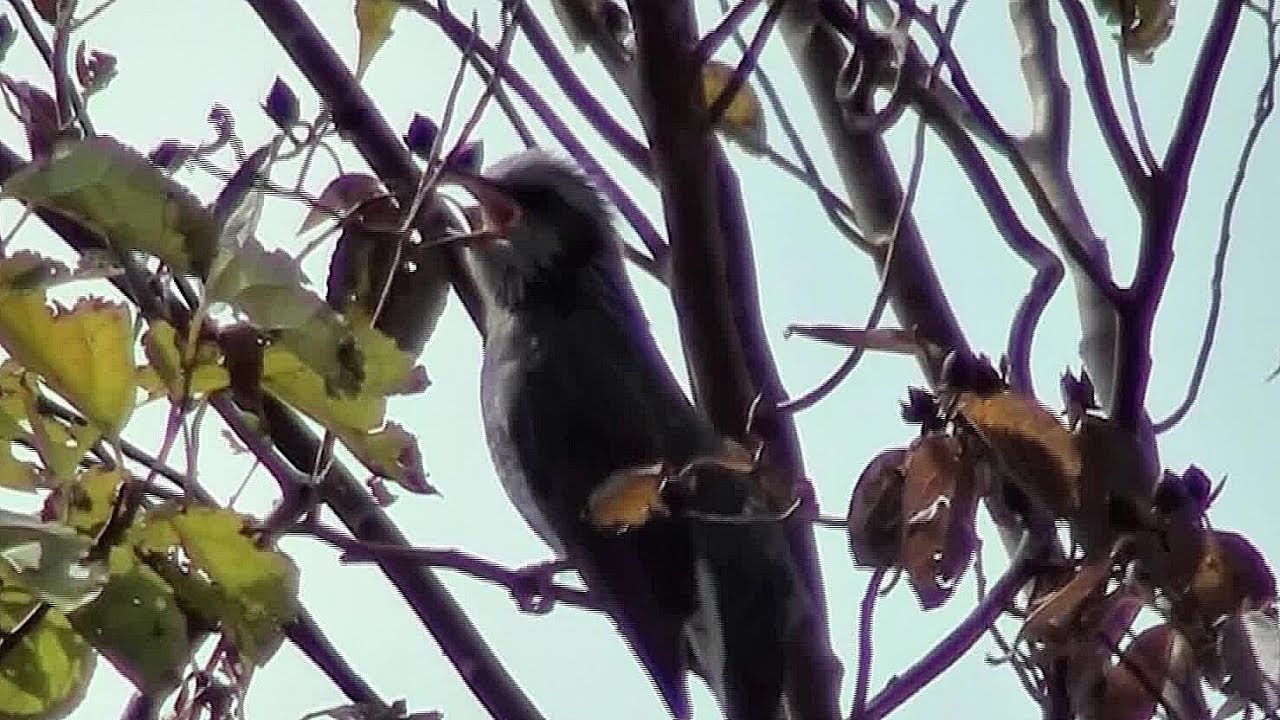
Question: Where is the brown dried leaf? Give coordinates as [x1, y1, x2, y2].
[847, 447, 906, 569]
[1186, 531, 1277, 623]
[955, 389, 1082, 518]
[1022, 547, 1117, 645]
[1096, 624, 1208, 720]
[900, 435, 975, 609]
[586, 464, 667, 532]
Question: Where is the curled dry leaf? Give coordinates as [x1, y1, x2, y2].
[899, 434, 978, 609]
[1095, 623, 1209, 720]
[586, 464, 668, 532]
[1184, 530, 1276, 624]
[847, 447, 907, 569]
[299, 174, 386, 235]
[1021, 542, 1121, 647]
[952, 389, 1082, 519]
[1215, 606, 1280, 716]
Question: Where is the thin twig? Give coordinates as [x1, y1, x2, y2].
[851, 567, 886, 718]
[1155, 2, 1279, 433]
[706, 0, 786, 128]
[1115, 38, 1157, 171]
[697, 0, 762, 60]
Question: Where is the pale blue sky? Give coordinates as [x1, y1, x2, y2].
[0, 1, 1276, 719]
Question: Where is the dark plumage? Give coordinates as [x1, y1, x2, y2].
[468, 152, 838, 720]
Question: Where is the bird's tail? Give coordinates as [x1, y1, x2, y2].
[685, 519, 842, 720]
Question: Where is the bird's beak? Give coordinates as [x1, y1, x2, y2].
[431, 167, 523, 249]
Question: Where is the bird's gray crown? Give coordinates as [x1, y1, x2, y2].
[476, 151, 622, 310]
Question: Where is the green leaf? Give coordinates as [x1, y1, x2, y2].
[139, 319, 229, 403]
[0, 587, 94, 720]
[68, 547, 195, 695]
[131, 505, 298, 666]
[1, 138, 218, 276]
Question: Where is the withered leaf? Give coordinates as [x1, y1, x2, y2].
[953, 389, 1082, 518]
[899, 434, 976, 609]
[847, 447, 906, 569]
[1185, 530, 1276, 623]
[1021, 545, 1117, 646]
[586, 464, 667, 532]
[1095, 623, 1208, 720]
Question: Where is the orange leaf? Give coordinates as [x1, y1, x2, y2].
[954, 389, 1081, 518]
[899, 434, 974, 609]
[586, 464, 667, 532]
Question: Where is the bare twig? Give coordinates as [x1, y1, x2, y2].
[851, 567, 886, 718]
[697, 0, 763, 60]
[1115, 38, 1157, 172]
[706, 0, 787, 128]
[1155, 1, 1279, 433]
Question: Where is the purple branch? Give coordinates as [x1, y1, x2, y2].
[706, 0, 785, 128]
[1115, 0, 1246, 430]
[287, 609, 384, 706]
[243, 2, 545, 716]
[851, 567, 885, 718]
[1057, 0, 1149, 200]
[1154, 6, 1276, 433]
[410, 1, 667, 260]
[697, 0, 763, 60]
[861, 548, 1037, 720]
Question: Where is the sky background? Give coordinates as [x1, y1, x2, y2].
[0, 1, 1276, 719]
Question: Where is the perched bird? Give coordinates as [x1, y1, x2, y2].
[458, 151, 839, 720]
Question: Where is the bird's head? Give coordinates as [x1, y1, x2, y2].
[450, 152, 621, 311]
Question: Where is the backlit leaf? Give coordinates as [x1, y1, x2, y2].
[1, 137, 218, 277]
[0, 586, 94, 720]
[0, 292, 134, 436]
[847, 447, 906, 569]
[953, 389, 1082, 518]
[140, 319, 229, 402]
[586, 464, 667, 532]
[354, 0, 398, 78]
[0, 510, 106, 612]
[68, 546, 195, 695]
[131, 505, 298, 666]
[701, 60, 765, 151]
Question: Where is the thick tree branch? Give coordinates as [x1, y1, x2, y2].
[1114, 0, 1246, 431]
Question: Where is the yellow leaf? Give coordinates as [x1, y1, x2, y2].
[58, 466, 124, 538]
[586, 464, 667, 532]
[701, 60, 766, 151]
[68, 547, 195, 695]
[131, 505, 298, 666]
[355, 0, 398, 78]
[0, 291, 134, 436]
[0, 443, 38, 492]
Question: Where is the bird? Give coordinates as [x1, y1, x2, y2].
[456, 151, 840, 720]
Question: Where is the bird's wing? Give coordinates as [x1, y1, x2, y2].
[480, 307, 710, 718]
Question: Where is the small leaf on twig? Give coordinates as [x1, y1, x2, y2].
[586, 464, 667, 532]
[1093, 0, 1176, 63]
[701, 60, 766, 151]
[354, 0, 398, 78]
[0, 586, 94, 718]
